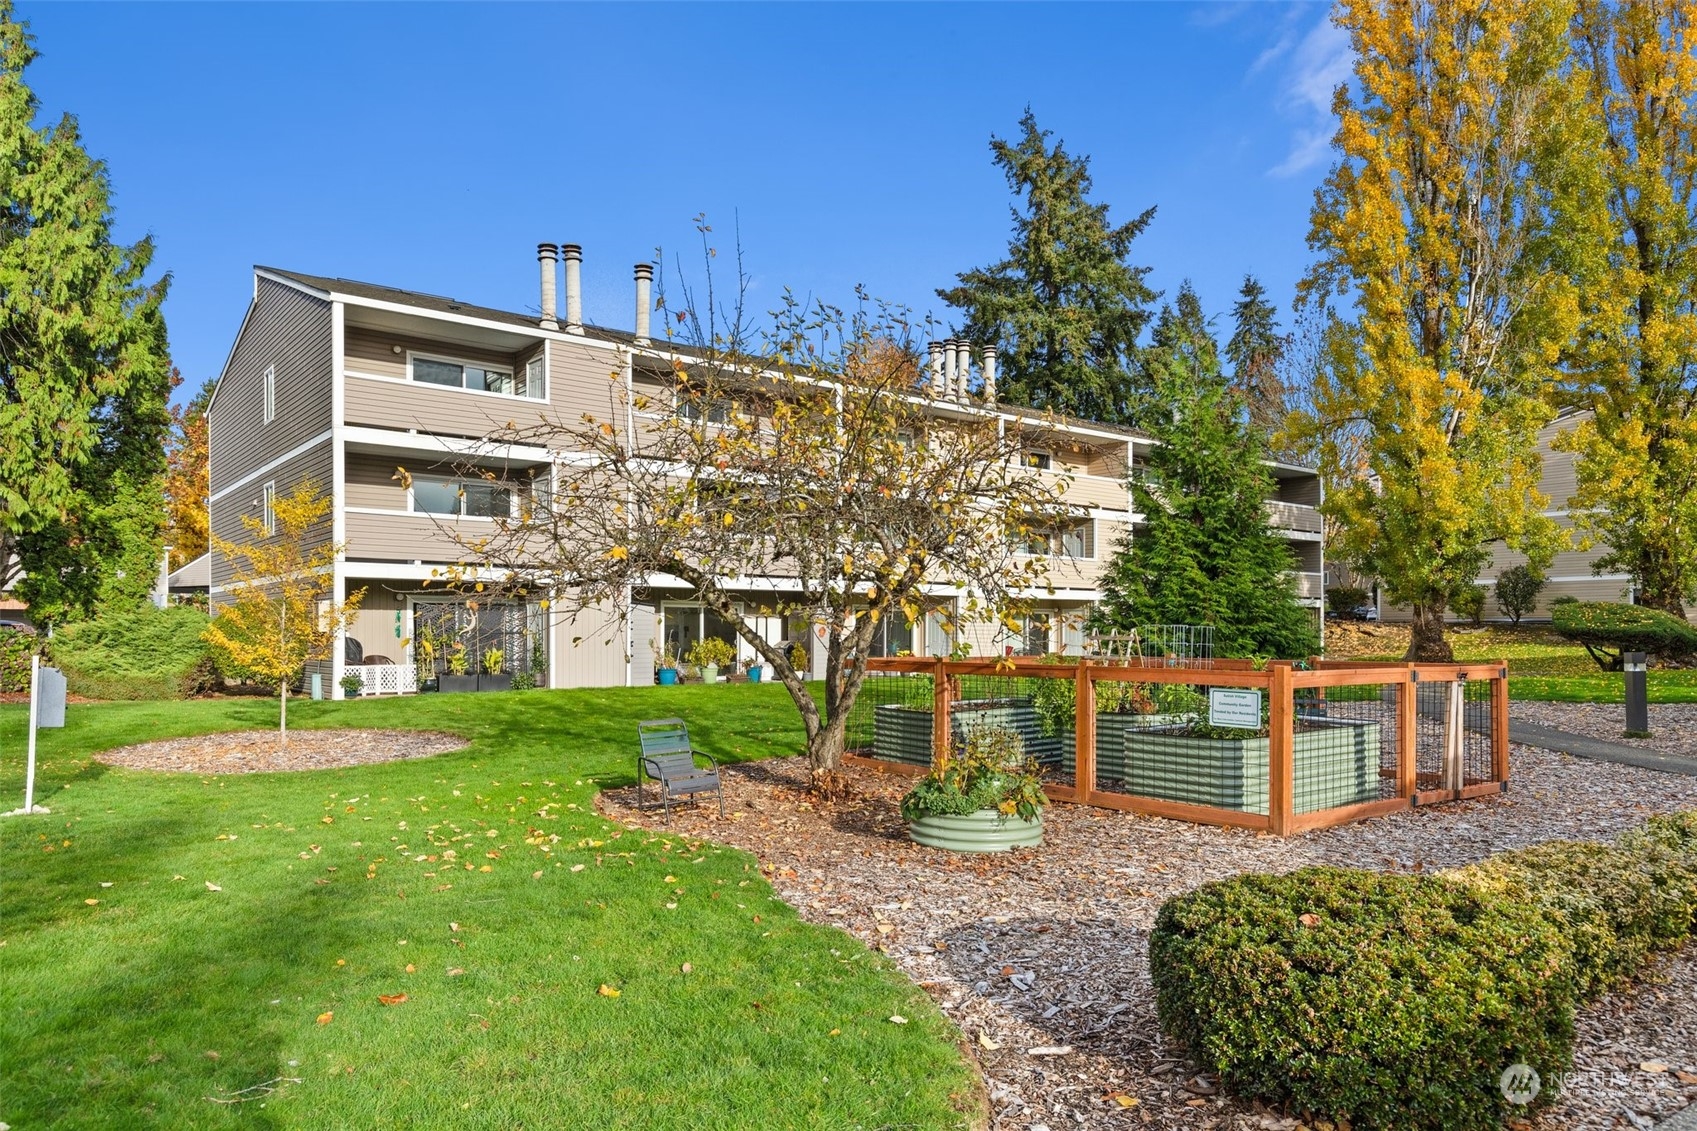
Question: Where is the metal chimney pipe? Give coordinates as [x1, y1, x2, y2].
[982, 345, 998, 406]
[537, 243, 559, 331]
[943, 339, 959, 401]
[955, 340, 973, 399]
[561, 243, 584, 334]
[927, 342, 945, 396]
[633, 263, 653, 344]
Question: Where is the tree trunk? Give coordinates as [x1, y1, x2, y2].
[279, 680, 288, 749]
[1406, 603, 1454, 662]
[1634, 577, 1691, 621]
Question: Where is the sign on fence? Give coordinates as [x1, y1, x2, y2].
[1208, 687, 1262, 729]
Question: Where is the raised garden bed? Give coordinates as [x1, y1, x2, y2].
[1119, 717, 1381, 814]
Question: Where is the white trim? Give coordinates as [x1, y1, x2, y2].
[209, 431, 334, 503]
[335, 291, 627, 356]
[205, 295, 259, 419]
[262, 365, 276, 424]
[340, 422, 551, 465]
[404, 348, 538, 402]
[254, 267, 332, 301]
[331, 302, 348, 699]
[346, 366, 545, 408]
[262, 481, 277, 536]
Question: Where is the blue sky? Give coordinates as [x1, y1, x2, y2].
[18, 2, 1351, 402]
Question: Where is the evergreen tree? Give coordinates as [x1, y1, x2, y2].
[938, 110, 1157, 425]
[1225, 275, 1289, 441]
[0, 3, 172, 625]
[1092, 297, 1319, 660]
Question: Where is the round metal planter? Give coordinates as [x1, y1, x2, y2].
[907, 809, 1043, 852]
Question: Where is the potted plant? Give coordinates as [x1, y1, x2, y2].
[339, 671, 365, 698]
[686, 637, 735, 683]
[899, 724, 1046, 852]
[440, 642, 476, 694]
[479, 646, 512, 692]
[656, 643, 681, 686]
[745, 656, 766, 683]
[414, 627, 440, 692]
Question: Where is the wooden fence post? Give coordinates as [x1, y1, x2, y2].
[1074, 661, 1096, 799]
[931, 657, 951, 771]
[1491, 664, 1510, 785]
[1269, 664, 1294, 835]
[1397, 670, 1418, 799]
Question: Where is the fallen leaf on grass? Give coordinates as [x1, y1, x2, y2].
[205, 882, 222, 892]
[84, 898, 99, 906]
[404, 964, 415, 974]
[888, 1015, 908, 1025]
[570, 864, 585, 873]
[597, 984, 621, 998]
[378, 994, 407, 1006]
[679, 962, 692, 974]
[316, 1012, 333, 1025]
[446, 968, 465, 977]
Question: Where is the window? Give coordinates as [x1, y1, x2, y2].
[1023, 450, 1052, 470]
[1060, 521, 1095, 559]
[262, 481, 276, 536]
[1017, 614, 1051, 657]
[263, 366, 275, 424]
[411, 475, 513, 519]
[677, 393, 731, 424]
[866, 615, 914, 658]
[411, 354, 539, 399]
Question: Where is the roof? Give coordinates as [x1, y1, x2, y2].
[167, 552, 210, 590]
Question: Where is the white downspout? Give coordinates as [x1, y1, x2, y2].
[330, 300, 348, 700]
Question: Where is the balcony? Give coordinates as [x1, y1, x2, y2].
[1265, 500, 1324, 536]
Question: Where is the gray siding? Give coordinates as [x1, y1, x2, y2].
[553, 597, 629, 688]
[209, 443, 333, 592]
[209, 276, 333, 495]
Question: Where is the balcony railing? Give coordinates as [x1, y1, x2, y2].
[1265, 500, 1324, 534]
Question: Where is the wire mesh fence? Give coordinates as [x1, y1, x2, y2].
[845, 657, 1510, 834]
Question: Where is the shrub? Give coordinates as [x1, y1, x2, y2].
[1493, 565, 1545, 626]
[1450, 583, 1487, 625]
[685, 636, 736, 670]
[1, 625, 36, 693]
[1325, 586, 1369, 615]
[1550, 594, 1579, 606]
[1450, 840, 1697, 998]
[47, 604, 219, 700]
[1551, 600, 1697, 670]
[1150, 867, 1576, 1131]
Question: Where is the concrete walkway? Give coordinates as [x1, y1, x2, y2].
[1658, 1102, 1697, 1131]
[1509, 720, 1697, 778]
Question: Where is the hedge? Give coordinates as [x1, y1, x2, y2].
[1150, 868, 1575, 1131]
[1150, 810, 1697, 1130]
[0, 626, 35, 693]
[1552, 600, 1697, 670]
[46, 604, 219, 700]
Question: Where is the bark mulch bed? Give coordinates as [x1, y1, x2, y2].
[93, 729, 467, 775]
[599, 748, 1697, 1131]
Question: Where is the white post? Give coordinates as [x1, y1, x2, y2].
[24, 652, 39, 812]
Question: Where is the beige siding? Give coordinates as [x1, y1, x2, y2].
[549, 337, 628, 432]
[209, 442, 333, 592]
[346, 604, 406, 665]
[344, 325, 520, 383]
[345, 453, 414, 510]
[209, 276, 333, 495]
[1272, 476, 1322, 508]
[552, 598, 628, 688]
[344, 373, 559, 441]
[1266, 501, 1324, 535]
[345, 511, 490, 564]
[1051, 471, 1128, 510]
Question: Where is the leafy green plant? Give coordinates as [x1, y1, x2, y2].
[686, 637, 736, 670]
[46, 604, 219, 700]
[899, 724, 1047, 822]
[1552, 600, 1697, 670]
[1493, 565, 1545, 626]
[1151, 868, 1576, 1131]
[1450, 583, 1487, 626]
[1325, 585, 1369, 615]
[1031, 663, 1160, 737]
[482, 647, 505, 676]
[0, 626, 35, 694]
[509, 669, 535, 691]
[446, 643, 468, 676]
[338, 672, 364, 696]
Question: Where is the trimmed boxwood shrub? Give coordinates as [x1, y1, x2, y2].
[1552, 600, 1697, 670]
[1451, 840, 1697, 998]
[1150, 867, 1576, 1131]
[46, 604, 219, 700]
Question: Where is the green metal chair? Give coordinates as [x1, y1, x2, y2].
[636, 718, 724, 824]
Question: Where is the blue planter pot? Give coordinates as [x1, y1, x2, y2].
[657, 667, 679, 686]
[907, 809, 1043, 852]
[747, 666, 764, 683]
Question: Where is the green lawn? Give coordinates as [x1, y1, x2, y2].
[1333, 623, 1697, 702]
[0, 688, 982, 1130]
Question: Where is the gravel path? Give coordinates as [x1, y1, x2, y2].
[602, 746, 1697, 1131]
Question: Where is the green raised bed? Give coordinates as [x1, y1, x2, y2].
[871, 700, 1066, 768]
[1121, 719, 1381, 815]
[907, 809, 1044, 852]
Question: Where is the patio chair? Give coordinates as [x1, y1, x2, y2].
[636, 718, 724, 825]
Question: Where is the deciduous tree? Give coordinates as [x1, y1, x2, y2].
[1555, 0, 1697, 618]
[1289, 0, 1576, 661]
[203, 482, 364, 746]
[0, 3, 172, 624]
[939, 110, 1158, 425]
[164, 377, 214, 570]
[453, 232, 1075, 788]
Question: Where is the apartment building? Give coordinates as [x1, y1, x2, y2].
[207, 246, 1325, 697]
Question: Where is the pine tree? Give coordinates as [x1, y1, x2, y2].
[1092, 296, 1320, 660]
[1225, 275, 1289, 441]
[939, 110, 1157, 425]
[0, 3, 172, 625]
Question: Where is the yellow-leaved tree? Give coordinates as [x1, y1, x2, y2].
[204, 481, 364, 745]
[1555, 0, 1697, 619]
[1289, 0, 1579, 660]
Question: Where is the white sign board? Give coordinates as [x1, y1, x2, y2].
[1209, 688, 1262, 729]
